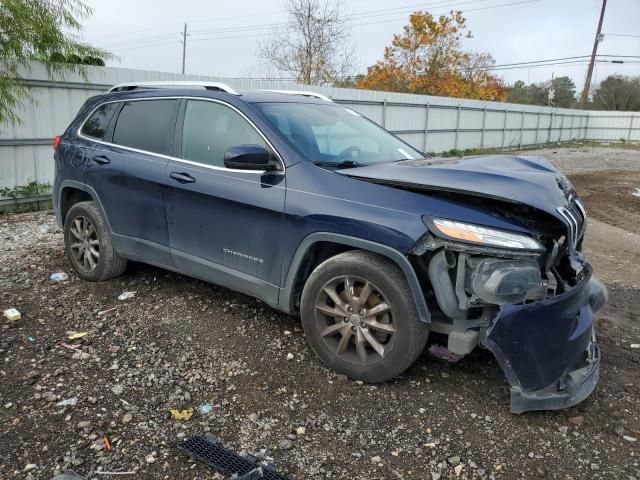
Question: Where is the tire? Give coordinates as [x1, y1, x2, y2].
[300, 250, 429, 382]
[64, 201, 127, 281]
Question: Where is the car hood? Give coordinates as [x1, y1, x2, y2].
[338, 155, 571, 218]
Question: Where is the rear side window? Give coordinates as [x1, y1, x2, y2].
[181, 100, 266, 168]
[112, 100, 177, 155]
[81, 102, 119, 140]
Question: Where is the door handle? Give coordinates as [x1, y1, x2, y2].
[92, 155, 111, 165]
[169, 172, 196, 184]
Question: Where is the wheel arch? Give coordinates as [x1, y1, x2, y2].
[279, 233, 431, 323]
[57, 181, 112, 232]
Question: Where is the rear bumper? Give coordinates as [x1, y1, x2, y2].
[483, 269, 607, 414]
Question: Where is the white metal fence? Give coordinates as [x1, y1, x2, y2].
[1, 62, 638, 201]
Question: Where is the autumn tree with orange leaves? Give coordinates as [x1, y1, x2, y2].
[357, 11, 508, 101]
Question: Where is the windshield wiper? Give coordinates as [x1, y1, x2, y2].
[313, 160, 362, 169]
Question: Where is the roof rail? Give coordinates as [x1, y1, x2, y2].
[260, 89, 333, 102]
[108, 81, 239, 95]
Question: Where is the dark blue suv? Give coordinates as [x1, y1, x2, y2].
[53, 81, 607, 413]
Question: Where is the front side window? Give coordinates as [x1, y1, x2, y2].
[112, 100, 178, 155]
[253, 102, 424, 166]
[181, 100, 266, 168]
[81, 102, 119, 140]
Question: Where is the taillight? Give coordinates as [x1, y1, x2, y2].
[53, 135, 61, 150]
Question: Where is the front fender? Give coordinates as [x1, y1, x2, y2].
[279, 232, 431, 323]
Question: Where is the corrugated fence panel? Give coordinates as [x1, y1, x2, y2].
[1, 61, 638, 198]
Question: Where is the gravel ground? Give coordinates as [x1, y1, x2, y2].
[1, 147, 639, 480]
[518, 145, 640, 174]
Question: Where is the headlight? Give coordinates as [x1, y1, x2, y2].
[430, 218, 544, 250]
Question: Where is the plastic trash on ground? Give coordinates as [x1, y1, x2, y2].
[198, 403, 213, 414]
[66, 331, 89, 340]
[169, 408, 194, 420]
[50, 272, 69, 282]
[118, 291, 136, 301]
[3, 308, 21, 321]
[51, 470, 87, 480]
[56, 397, 78, 407]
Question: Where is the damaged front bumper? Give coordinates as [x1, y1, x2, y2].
[482, 268, 607, 414]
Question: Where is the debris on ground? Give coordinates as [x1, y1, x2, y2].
[3, 308, 21, 321]
[428, 344, 463, 363]
[103, 437, 112, 451]
[51, 471, 86, 480]
[97, 306, 118, 316]
[198, 403, 213, 414]
[56, 397, 78, 407]
[631, 343, 640, 349]
[50, 272, 69, 282]
[169, 408, 194, 420]
[179, 435, 290, 479]
[117, 291, 136, 301]
[66, 331, 88, 340]
[632, 188, 640, 198]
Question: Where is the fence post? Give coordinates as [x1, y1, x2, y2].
[454, 105, 461, 150]
[628, 115, 635, 142]
[480, 106, 487, 149]
[547, 111, 553, 144]
[518, 110, 525, 149]
[423, 103, 430, 153]
[501, 108, 508, 150]
[382, 99, 387, 128]
[535, 111, 541, 146]
[584, 114, 590, 142]
[559, 113, 565, 144]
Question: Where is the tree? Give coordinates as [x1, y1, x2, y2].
[592, 75, 640, 111]
[507, 76, 577, 107]
[356, 11, 507, 101]
[508, 80, 529, 104]
[258, 0, 355, 85]
[0, 0, 111, 125]
[549, 76, 576, 108]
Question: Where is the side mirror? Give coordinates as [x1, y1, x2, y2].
[224, 145, 280, 171]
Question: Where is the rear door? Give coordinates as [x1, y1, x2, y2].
[84, 98, 179, 266]
[165, 98, 286, 303]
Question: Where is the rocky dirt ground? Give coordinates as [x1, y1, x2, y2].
[1, 146, 639, 480]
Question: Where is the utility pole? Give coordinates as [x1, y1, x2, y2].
[580, 0, 607, 107]
[181, 23, 188, 75]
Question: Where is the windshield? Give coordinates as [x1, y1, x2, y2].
[253, 102, 424, 166]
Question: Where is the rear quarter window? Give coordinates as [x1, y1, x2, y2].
[112, 99, 178, 155]
[80, 102, 120, 140]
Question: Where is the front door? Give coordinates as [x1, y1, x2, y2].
[165, 98, 286, 304]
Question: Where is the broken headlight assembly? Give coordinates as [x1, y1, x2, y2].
[421, 217, 547, 308]
[430, 218, 545, 251]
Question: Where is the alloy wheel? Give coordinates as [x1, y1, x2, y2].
[314, 275, 397, 365]
[69, 215, 100, 272]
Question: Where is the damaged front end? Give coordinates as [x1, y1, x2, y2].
[412, 200, 607, 414]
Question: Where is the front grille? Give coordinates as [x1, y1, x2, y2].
[557, 195, 586, 252]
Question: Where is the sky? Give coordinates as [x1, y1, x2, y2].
[81, 0, 640, 91]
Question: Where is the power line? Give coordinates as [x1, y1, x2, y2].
[603, 33, 640, 39]
[98, 0, 539, 47]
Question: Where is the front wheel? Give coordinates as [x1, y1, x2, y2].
[300, 250, 429, 382]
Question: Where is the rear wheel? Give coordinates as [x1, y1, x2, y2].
[64, 201, 127, 281]
[300, 250, 429, 382]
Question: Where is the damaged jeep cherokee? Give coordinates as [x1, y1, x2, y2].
[53, 82, 607, 413]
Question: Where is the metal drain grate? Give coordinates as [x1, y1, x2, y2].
[178, 435, 290, 480]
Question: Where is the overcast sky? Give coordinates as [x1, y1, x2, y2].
[81, 0, 640, 90]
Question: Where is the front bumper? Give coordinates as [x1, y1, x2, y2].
[482, 268, 607, 414]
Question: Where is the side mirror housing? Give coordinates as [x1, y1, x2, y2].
[223, 145, 280, 171]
